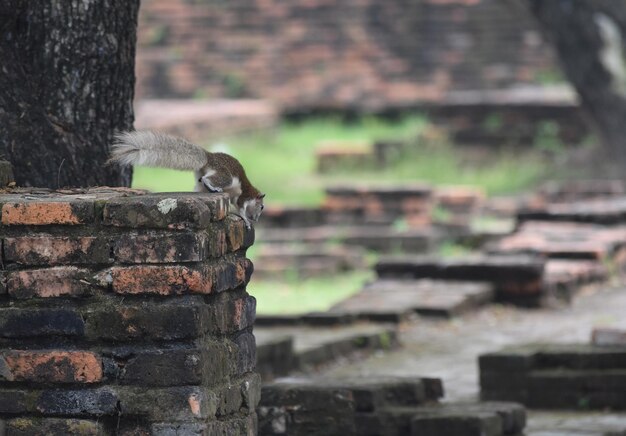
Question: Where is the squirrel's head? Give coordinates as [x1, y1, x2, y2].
[243, 193, 266, 223]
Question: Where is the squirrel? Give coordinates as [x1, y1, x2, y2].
[108, 130, 265, 229]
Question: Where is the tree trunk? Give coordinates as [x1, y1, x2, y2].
[524, 0, 626, 174]
[0, 0, 139, 188]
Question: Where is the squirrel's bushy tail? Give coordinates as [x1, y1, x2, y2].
[108, 131, 209, 171]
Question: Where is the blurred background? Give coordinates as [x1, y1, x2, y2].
[130, 0, 624, 316]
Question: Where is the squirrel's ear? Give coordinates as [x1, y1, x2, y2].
[258, 193, 266, 199]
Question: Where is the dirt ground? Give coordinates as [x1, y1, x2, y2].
[322, 284, 626, 435]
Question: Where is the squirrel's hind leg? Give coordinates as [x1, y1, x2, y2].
[199, 170, 226, 193]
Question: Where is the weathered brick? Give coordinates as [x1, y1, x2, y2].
[204, 413, 258, 436]
[103, 193, 228, 229]
[232, 331, 256, 375]
[115, 344, 231, 386]
[113, 231, 208, 263]
[410, 411, 502, 436]
[150, 422, 208, 436]
[208, 227, 228, 258]
[0, 308, 85, 338]
[206, 292, 256, 335]
[259, 384, 356, 435]
[240, 372, 262, 412]
[102, 264, 212, 295]
[7, 267, 92, 299]
[226, 215, 255, 252]
[2, 200, 94, 226]
[116, 386, 217, 420]
[4, 236, 110, 266]
[6, 417, 103, 436]
[36, 388, 118, 416]
[0, 350, 102, 383]
[84, 300, 207, 341]
[216, 380, 243, 417]
[212, 257, 253, 293]
[0, 389, 30, 414]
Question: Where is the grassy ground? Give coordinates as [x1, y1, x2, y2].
[248, 271, 373, 315]
[132, 114, 549, 205]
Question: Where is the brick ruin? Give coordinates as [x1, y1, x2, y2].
[0, 188, 259, 434]
[136, 0, 560, 112]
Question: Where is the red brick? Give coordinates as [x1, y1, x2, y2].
[113, 231, 208, 263]
[7, 267, 91, 299]
[1, 201, 92, 225]
[4, 236, 109, 265]
[104, 264, 213, 295]
[0, 351, 102, 383]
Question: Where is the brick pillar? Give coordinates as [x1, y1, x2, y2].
[0, 188, 259, 435]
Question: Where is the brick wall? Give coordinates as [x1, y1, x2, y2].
[0, 188, 259, 434]
[136, 0, 560, 111]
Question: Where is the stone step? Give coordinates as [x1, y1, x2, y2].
[488, 221, 626, 261]
[257, 225, 437, 253]
[255, 323, 398, 379]
[538, 179, 625, 203]
[329, 279, 494, 321]
[375, 254, 608, 306]
[258, 377, 525, 436]
[252, 243, 367, 278]
[518, 196, 626, 225]
[480, 343, 626, 410]
[375, 254, 546, 305]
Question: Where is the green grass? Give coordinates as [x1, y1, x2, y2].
[133, 114, 549, 204]
[248, 270, 372, 315]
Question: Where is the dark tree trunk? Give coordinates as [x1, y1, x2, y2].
[524, 0, 626, 174]
[0, 0, 139, 188]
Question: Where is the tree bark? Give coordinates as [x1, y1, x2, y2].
[0, 0, 139, 188]
[524, 0, 626, 174]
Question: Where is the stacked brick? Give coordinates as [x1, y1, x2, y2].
[480, 344, 626, 410]
[136, 0, 560, 111]
[323, 185, 434, 227]
[0, 188, 259, 434]
[258, 377, 526, 436]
